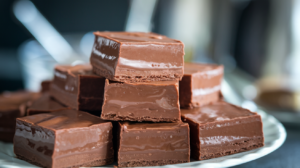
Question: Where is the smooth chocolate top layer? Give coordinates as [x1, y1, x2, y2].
[0, 91, 40, 109]
[181, 101, 257, 124]
[93, 32, 182, 43]
[109, 79, 179, 86]
[55, 64, 97, 77]
[184, 62, 222, 75]
[0, 104, 23, 111]
[26, 93, 68, 115]
[122, 121, 186, 130]
[0, 91, 40, 119]
[18, 109, 108, 130]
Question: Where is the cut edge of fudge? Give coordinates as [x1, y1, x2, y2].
[196, 115, 263, 160]
[25, 93, 69, 116]
[180, 63, 224, 108]
[118, 160, 189, 167]
[90, 32, 184, 83]
[180, 91, 223, 109]
[117, 122, 190, 167]
[101, 79, 181, 122]
[50, 64, 105, 112]
[92, 65, 183, 83]
[181, 101, 264, 160]
[14, 110, 114, 168]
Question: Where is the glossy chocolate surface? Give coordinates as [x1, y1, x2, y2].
[14, 110, 114, 168]
[26, 93, 68, 116]
[90, 32, 185, 82]
[101, 79, 180, 122]
[180, 62, 223, 108]
[117, 121, 190, 167]
[181, 101, 264, 160]
[0, 91, 40, 106]
[50, 64, 105, 111]
[0, 91, 39, 142]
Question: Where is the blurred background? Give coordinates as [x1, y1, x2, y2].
[2, 0, 300, 113]
[1, 0, 300, 109]
[1, 0, 300, 115]
[0, 0, 300, 167]
[0, 0, 295, 85]
[0, 0, 291, 90]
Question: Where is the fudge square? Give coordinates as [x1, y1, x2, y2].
[90, 32, 184, 83]
[101, 79, 181, 122]
[0, 91, 39, 142]
[50, 64, 105, 112]
[117, 122, 190, 167]
[41, 80, 52, 92]
[181, 101, 264, 160]
[25, 93, 68, 116]
[179, 62, 223, 108]
[14, 109, 114, 168]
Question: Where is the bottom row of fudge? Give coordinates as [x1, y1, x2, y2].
[14, 101, 264, 168]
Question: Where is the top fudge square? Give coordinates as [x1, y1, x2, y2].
[90, 32, 184, 83]
[179, 62, 223, 108]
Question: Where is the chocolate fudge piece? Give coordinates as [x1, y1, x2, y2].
[50, 64, 106, 111]
[101, 79, 180, 122]
[117, 122, 190, 167]
[90, 32, 184, 83]
[41, 80, 52, 92]
[14, 110, 114, 168]
[0, 105, 24, 142]
[26, 93, 68, 116]
[0, 91, 39, 142]
[180, 62, 223, 108]
[181, 101, 264, 160]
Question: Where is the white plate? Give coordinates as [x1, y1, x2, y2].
[0, 110, 286, 168]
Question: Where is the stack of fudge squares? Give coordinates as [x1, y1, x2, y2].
[0, 32, 264, 168]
